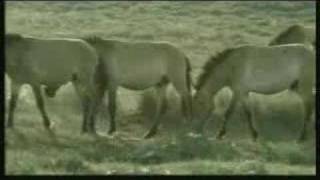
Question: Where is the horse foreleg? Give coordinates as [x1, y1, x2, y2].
[31, 85, 52, 130]
[87, 89, 106, 134]
[241, 95, 258, 142]
[7, 81, 22, 128]
[298, 92, 314, 142]
[144, 85, 167, 139]
[81, 97, 90, 133]
[87, 100, 99, 135]
[107, 89, 117, 135]
[194, 110, 215, 135]
[72, 81, 90, 133]
[182, 93, 193, 123]
[216, 92, 239, 140]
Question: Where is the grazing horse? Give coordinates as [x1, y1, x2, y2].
[269, 24, 315, 49]
[269, 24, 316, 133]
[5, 33, 99, 133]
[83, 36, 192, 138]
[192, 44, 315, 142]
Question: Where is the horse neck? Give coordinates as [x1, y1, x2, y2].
[6, 45, 22, 70]
[200, 66, 230, 98]
[193, 81, 226, 131]
[194, 66, 230, 119]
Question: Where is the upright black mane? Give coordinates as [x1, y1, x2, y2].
[6, 33, 23, 42]
[195, 48, 235, 90]
[269, 24, 304, 45]
[82, 35, 103, 44]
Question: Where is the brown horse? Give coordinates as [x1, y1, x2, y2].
[5, 33, 99, 133]
[269, 24, 315, 49]
[192, 44, 315, 142]
[83, 36, 193, 138]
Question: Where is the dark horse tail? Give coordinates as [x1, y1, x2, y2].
[94, 56, 108, 91]
[185, 56, 193, 119]
[185, 56, 192, 92]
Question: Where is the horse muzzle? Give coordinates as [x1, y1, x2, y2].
[44, 87, 57, 98]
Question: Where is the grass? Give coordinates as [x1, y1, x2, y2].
[5, 1, 316, 175]
[5, 125, 316, 175]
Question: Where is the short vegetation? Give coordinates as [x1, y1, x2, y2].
[5, 1, 316, 175]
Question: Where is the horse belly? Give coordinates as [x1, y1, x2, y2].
[41, 72, 70, 85]
[243, 65, 300, 94]
[29, 56, 73, 86]
[117, 64, 165, 90]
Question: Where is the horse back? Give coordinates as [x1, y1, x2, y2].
[97, 40, 188, 89]
[24, 37, 97, 65]
[229, 44, 314, 93]
[7, 36, 98, 85]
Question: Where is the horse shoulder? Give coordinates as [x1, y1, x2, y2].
[158, 42, 187, 62]
[165, 43, 182, 53]
[68, 39, 98, 59]
[299, 45, 316, 66]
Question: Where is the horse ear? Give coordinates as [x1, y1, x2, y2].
[94, 35, 99, 42]
[312, 40, 315, 48]
[6, 33, 23, 43]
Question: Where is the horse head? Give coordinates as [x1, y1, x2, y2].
[44, 86, 59, 98]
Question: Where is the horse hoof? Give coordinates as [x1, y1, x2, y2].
[186, 132, 202, 138]
[298, 136, 306, 143]
[215, 134, 225, 140]
[45, 124, 55, 133]
[144, 131, 156, 139]
[47, 129, 56, 138]
[86, 131, 99, 138]
[49, 121, 56, 130]
[108, 129, 116, 135]
[44, 121, 54, 130]
[216, 130, 226, 140]
[6, 124, 14, 129]
[81, 129, 89, 135]
[89, 130, 97, 135]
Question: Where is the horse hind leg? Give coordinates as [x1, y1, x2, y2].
[107, 88, 117, 135]
[86, 64, 110, 135]
[289, 73, 314, 142]
[169, 74, 192, 123]
[7, 81, 22, 128]
[72, 80, 91, 134]
[87, 92, 105, 135]
[181, 92, 193, 123]
[297, 90, 314, 142]
[31, 84, 53, 131]
[242, 95, 258, 141]
[144, 82, 168, 139]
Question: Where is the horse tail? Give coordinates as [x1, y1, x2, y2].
[185, 56, 192, 93]
[94, 56, 108, 91]
[185, 56, 193, 119]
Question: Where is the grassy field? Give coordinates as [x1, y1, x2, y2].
[5, 1, 316, 175]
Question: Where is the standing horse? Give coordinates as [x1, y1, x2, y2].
[269, 24, 315, 49]
[192, 44, 315, 141]
[83, 36, 192, 138]
[5, 33, 99, 133]
[269, 24, 316, 132]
